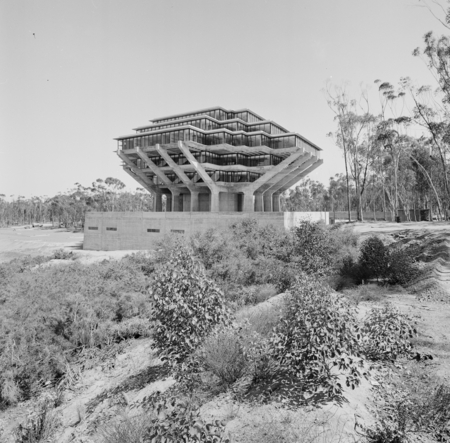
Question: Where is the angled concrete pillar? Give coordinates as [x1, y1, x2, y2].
[118, 152, 163, 212]
[178, 141, 224, 212]
[240, 148, 305, 213]
[278, 159, 324, 193]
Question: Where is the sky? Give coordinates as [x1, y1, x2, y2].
[0, 0, 447, 198]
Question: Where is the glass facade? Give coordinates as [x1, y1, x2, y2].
[137, 119, 287, 136]
[153, 108, 264, 124]
[120, 128, 312, 152]
[136, 152, 283, 170]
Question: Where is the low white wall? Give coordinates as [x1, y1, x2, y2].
[83, 211, 330, 251]
[284, 211, 329, 229]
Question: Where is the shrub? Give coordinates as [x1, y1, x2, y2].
[14, 391, 61, 443]
[149, 246, 231, 365]
[147, 394, 229, 442]
[386, 245, 420, 285]
[100, 414, 152, 443]
[361, 304, 416, 361]
[198, 326, 248, 386]
[291, 221, 335, 277]
[51, 249, 74, 260]
[366, 364, 450, 442]
[359, 236, 389, 281]
[269, 274, 364, 397]
[0, 256, 153, 406]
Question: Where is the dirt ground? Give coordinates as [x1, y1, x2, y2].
[0, 226, 137, 264]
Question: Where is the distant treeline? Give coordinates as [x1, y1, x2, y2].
[0, 178, 154, 228]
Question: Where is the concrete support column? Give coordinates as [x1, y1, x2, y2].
[165, 194, 172, 212]
[263, 192, 273, 212]
[210, 191, 220, 212]
[154, 194, 163, 212]
[254, 192, 264, 212]
[190, 190, 199, 212]
[242, 191, 254, 213]
[171, 190, 182, 212]
[273, 192, 281, 212]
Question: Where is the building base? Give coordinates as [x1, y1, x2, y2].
[83, 211, 329, 251]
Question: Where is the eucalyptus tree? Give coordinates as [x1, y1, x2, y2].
[325, 84, 379, 221]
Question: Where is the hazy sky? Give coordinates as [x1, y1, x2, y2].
[0, 0, 447, 198]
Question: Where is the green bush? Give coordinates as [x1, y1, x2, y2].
[269, 274, 364, 397]
[361, 304, 416, 361]
[149, 246, 231, 365]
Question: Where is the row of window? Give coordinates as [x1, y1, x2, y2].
[88, 226, 184, 234]
[137, 152, 283, 169]
[154, 109, 263, 124]
[137, 118, 287, 136]
[152, 169, 262, 185]
[120, 128, 308, 151]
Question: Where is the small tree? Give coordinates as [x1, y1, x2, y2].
[149, 246, 231, 365]
[359, 236, 389, 281]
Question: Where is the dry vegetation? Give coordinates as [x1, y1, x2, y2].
[0, 219, 449, 442]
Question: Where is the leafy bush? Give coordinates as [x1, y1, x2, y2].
[149, 246, 231, 365]
[387, 245, 421, 285]
[269, 274, 364, 397]
[101, 394, 229, 443]
[359, 236, 389, 281]
[291, 221, 335, 277]
[361, 304, 416, 361]
[146, 394, 229, 442]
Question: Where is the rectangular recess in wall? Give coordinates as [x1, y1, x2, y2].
[171, 229, 185, 234]
[88, 227, 98, 230]
[106, 227, 117, 231]
[147, 229, 160, 233]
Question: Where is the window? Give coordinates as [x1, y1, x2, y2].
[106, 227, 117, 231]
[88, 226, 98, 230]
[147, 229, 160, 233]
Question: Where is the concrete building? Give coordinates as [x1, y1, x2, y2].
[115, 107, 323, 212]
[84, 107, 325, 251]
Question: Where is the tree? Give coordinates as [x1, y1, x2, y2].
[325, 84, 379, 221]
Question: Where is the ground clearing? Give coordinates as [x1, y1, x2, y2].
[0, 226, 137, 264]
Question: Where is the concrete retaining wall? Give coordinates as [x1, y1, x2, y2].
[83, 211, 329, 251]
